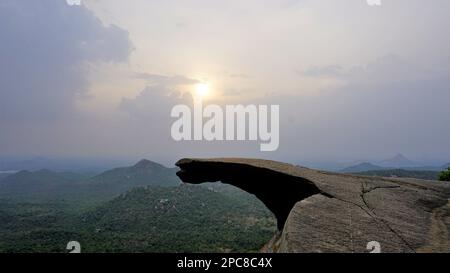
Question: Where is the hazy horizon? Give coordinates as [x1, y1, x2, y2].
[0, 153, 448, 173]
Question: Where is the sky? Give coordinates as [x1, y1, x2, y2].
[1, 0, 450, 166]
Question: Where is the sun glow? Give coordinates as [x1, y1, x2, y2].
[195, 83, 210, 100]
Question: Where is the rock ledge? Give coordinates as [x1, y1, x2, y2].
[176, 158, 450, 253]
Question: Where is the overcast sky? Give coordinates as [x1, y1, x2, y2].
[1, 0, 450, 165]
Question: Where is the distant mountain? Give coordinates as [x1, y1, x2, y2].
[341, 162, 384, 173]
[341, 158, 447, 178]
[378, 154, 416, 168]
[353, 169, 440, 181]
[0, 159, 181, 203]
[0, 157, 64, 172]
[442, 163, 450, 170]
[85, 159, 180, 199]
[0, 170, 84, 201]
[0, 172, 15, 182]
[91, 159, 179, 186]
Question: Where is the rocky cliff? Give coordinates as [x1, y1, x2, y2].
[176, 158, 450, 253]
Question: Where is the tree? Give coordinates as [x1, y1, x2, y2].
[439, 168, 450, 182]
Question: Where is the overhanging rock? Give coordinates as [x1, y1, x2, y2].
[176, 158, 450, 253]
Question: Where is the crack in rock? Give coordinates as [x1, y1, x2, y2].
[175, 158, 450, 253]
[360, 182, 416, 252]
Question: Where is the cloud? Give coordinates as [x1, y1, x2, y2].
[1, 0, 450, 163]
[116, 54, 450, 162]
[302, 65, 345, 78]
[301, 55, 436, 84]
[134, 73, 200, 86]
[0, 0, 133, 121]
[119, 86, 192, 121]
[275, 55, 450, 161]
[228, 73, 251, 79]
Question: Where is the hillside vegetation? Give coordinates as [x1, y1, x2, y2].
[0, 160, 276, 253]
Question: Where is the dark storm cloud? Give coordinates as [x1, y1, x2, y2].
[0, 0, 133, 121]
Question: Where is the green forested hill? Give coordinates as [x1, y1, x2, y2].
[0, 184, 276, 253]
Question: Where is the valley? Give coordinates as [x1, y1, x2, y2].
[0, 160, 276, 253]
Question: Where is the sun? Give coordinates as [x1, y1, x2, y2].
[195, 83, 210, 99]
